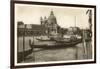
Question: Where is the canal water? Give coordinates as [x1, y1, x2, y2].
[17, 36, 92, 63]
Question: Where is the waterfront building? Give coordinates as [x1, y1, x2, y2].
[17, 11, 61, 37]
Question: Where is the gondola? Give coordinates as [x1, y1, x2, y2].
[36, 38, 55, 41]
[29, 37, 82, 48]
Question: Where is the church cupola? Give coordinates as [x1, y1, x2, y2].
[48, 10, 57, 24]
[44, 16, 47, 21]
[44, 16, 47, 24]
[50, 10, 54, 15]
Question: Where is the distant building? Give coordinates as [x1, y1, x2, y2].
[67, 27, 81, 35]
[17, 21, 25, 36]
[31, 24, 46, 36]
[17, 23, 46, 36]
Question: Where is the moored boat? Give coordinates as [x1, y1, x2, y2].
[36, 38, 55, 41]
[29, 35, 82, 48]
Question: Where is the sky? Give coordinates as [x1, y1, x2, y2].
[15, 4, 94, 29]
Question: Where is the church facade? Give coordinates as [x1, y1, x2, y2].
[40, 11, 59, 37]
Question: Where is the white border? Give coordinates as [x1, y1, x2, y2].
[14, 3, 95, 66]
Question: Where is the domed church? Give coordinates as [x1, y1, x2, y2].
[40, 11, 58, 37]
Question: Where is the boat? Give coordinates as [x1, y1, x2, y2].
[54, 35, 82, 43]
[29, 36, 82, 48]
[36, 38, 55, 41]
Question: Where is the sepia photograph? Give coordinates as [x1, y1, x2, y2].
[11, 1, 96, 68]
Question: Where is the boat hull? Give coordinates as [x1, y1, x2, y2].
[29, 39, 82, 48]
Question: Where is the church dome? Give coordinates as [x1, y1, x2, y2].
[48, 11, 57, 24]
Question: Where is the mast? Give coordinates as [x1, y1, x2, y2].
[75, 16, 76, 28]
[74, 16, 76, 35]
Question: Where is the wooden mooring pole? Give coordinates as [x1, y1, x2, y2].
[23, 24, 26, 62]
[82, 30, 88, 59]
[32, 36, 35, 61]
